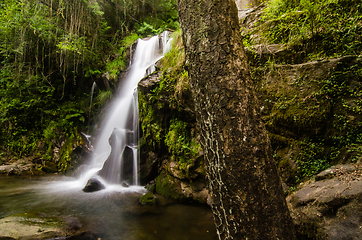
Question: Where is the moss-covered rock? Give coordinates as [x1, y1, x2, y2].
[253, 56, 362, 186]
[155, 173, 185, 200]
[138, 31, 207, 203]
[139, 192, 156, 205]
[42, 161, 58, 173]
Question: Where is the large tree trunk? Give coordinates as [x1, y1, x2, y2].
[177, 0, 296, 239]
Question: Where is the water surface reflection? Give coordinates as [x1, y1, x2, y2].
[0, 176, 217, 239]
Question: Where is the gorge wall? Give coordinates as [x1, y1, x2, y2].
[137, 1, 362, 239]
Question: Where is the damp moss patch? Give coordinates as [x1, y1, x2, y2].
[139, 192, 156, 205]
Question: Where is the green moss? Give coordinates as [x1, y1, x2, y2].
[295, 138, 329, 178]
[139, 192, 156, 205]
[155, 173, 184, 200]
[165, 118, 201, 170]
[257, 56, 362, 185]
[13, 212, 65, 228]
[139, 91, 163, 151]
[57, 133, 79, 173]
[152, 30, 189, 110]
[106, 33, 140, 80]
[139, 30, 201, 167]
[258, 0, 362, 58]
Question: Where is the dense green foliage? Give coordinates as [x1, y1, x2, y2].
[251, 0, 362, 184]
[165, 118, 200, 169]
[139, 30, 201, 171]
[258, 0, 362, 58]
[0, 0, 178, 169]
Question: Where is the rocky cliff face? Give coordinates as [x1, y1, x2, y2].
[138, 66, 209, 203]
[138, 2, 362, 239]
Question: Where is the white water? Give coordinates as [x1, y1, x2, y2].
[87, 81, 97, 132]
[79, 33, 171, 187]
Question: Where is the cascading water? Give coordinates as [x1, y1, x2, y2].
[87, 81, 97, 131]
[81, 32, 171, 188]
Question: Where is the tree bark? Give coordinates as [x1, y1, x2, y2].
[177, 0, 296, 239]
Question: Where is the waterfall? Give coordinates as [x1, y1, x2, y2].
[162, 31, 173, 54]
[87, 81, 97, 131]
[81, 32, 171, 188]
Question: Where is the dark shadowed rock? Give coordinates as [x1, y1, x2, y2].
[42, 161, 58, 173]
[138, 71, 162, 93]
[121, 146, 134, 183]
[64, 217, 82, 233]
[82, 178, 105, 192]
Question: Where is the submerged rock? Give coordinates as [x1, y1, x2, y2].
[139, 192, 156, 205]
[82, 178, 105, 192]
[0, 216, 64, 240]
[0, 213, 99, 240]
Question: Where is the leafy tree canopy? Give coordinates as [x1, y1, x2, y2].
[0, 0, 178, 159]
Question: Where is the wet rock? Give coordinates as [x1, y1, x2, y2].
[139, 192, 156, 205]
[121, 146, 134, 183]
[155, 173, 185, 200]
[138, 71, 162, 93]
[169, 161, 198, 180]
[121, 182, 130, 188]
[0, 215, 65, 240]
[180, 181, 209, 204]
[0, 157, 54, 176]
[154, 172, 209, 203]
[145, 181, 156, 193]
[0, 213, 99, 240]
[64, 217, 82, 234]
[139, 152, 161, 185]
[65, 145, 91, 176]
[82, 178, 105, 192]
[42, 161, 58, 173]
[0, 158, 37, 176]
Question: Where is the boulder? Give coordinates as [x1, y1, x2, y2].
[139, 151, 161, 185]
[0, 157, 43, 176]
[139, 192, 156, 205]
[0, 213, 98, 240]
[138, 71, 162, 94]
[155, 172, 209, 204]
[0, 214, 65, 240]
[82, 178, 106, 192]
[287, 163, 362, 239]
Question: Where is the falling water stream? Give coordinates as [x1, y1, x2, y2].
[87, 81, 97, 131]
[0, 33, 217, 239]
[80, 32, 176, 187]
[81, 35, 163, 187]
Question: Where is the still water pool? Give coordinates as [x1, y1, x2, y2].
[0, 175, 218, 239]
